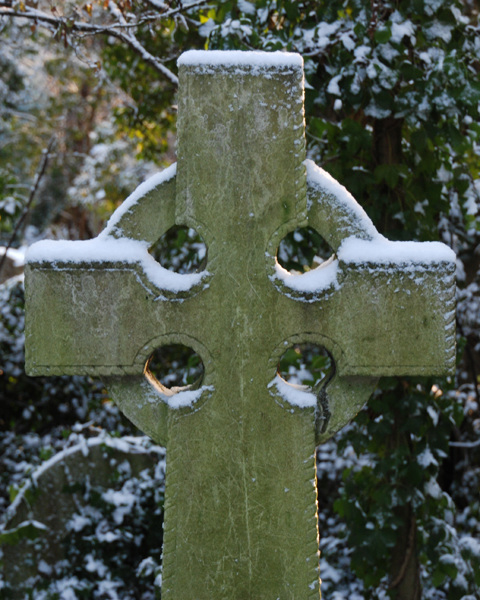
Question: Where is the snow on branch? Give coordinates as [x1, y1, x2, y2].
[0, 0, 209, 84]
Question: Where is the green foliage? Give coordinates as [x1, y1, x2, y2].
[277, 226, 332, 273]
[334, 379, 464, 591]
[149, 226, 207, 274]
[147, 343, 204, 388]
[52, 456, 165, 599]
[1, 440, 165, 599]
[0, 169, 23, 238]
[0, 520, 47, 547]
[278, 343, 333, 389]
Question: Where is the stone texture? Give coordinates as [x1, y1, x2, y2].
[2, 439, 161, 599]
[24, 51, 456, 599]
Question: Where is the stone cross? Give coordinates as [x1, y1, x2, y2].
[25, 51, 456, 599]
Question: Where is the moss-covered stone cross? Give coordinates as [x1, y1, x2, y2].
[25, 51, 456, 599]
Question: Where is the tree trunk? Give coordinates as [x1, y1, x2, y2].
[389, 503, 422, 600]
[372, 116, 405, 233]
[386, 406, 422, 600]
[373, 116, 403, 167]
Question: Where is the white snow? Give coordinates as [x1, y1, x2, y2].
[2, 435, 164, 528]
[425, 477, 442, 499]
[427, 405, 439, 426]
[305, 159, 380, 240]
[198, 18, 216, 37]
[9, 519, 47, 531]
[0, 246, 26, 267]
[68, 514, 91, 533]
[26, 237, 146, 264]
[164, 385, 214, 409]
[84, 554, 108, 577]
[315, 21, 341, 49]
[177, 50, 303, 70]
[25, 236, 205, 293]
[417, 446, 438, 468]
[237, 0, 256, 15]
[327, 74, 342, 96]
[390, 20, 415, 44]
[364, 103, 392, 119]
[268, 374, 317, 408]
[38, 559, 52, 575]
[274, 256, 339, 293]
[425, 21, 453, 43]
[339, 237, 456, 264]
[354, 45, 371, 62]
[459, 536, 480, 558]
[340, 33, 355, 51]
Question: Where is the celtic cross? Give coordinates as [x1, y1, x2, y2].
[25, 51, 455, 599]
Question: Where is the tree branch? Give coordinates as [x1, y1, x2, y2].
[389, 513, 417, 590]
[0, 137, 55, 277]
[450, 439, 480, 448]
[0, 1, 209, 84]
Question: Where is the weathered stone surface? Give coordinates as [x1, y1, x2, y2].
[2, 438, 162, 599]
[24, 50, 456, 599]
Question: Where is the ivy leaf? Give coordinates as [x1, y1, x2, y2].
[0, 520, 48, 546]
[374, 27, 392, 44]
[374, 164, 401, 188]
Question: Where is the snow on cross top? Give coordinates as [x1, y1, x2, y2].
[177, 50, 303, 72]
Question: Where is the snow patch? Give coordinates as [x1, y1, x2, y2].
[425, 21, 453, 43]
[391, 19, 415, 44]
[327, 74, 342, 96]
[339, 238, 455, 265]
[305, 159, 380, 240]
[274, 257, 339, 293]
[68, 514, 91, 533]
[269, 374, 317, 408]
[459, 536, 480, 558]
[165, 385, 214, 409]
[26, 236, 205, 293]
[178, 50, 303, 71]
[425, 477, 442, 499]
[237, 0, 256, 14]
[198, 18, 216, 37]
[427, 405, 439, 426]
[0, 246, 26, 267]
[417, 446, 438, 468]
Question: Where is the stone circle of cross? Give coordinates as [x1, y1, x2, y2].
[25, 51, 456, 599]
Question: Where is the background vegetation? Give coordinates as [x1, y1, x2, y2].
[1, 1, 479, 598]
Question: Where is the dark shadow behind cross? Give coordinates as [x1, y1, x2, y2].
[25, 52, 455, 599]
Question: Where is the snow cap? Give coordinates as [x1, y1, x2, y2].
[177, 49, 303, 70]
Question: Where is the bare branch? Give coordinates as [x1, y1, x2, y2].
[0, 137, 56, 277]
[0, 1, 210, 84]
[450, 439, 480, 448]
[139, 0, 209, 22]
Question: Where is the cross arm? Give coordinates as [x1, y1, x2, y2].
[275, 160, 456, 378]
[24, 165, 208, 377]
[269, 160, 456, 443]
